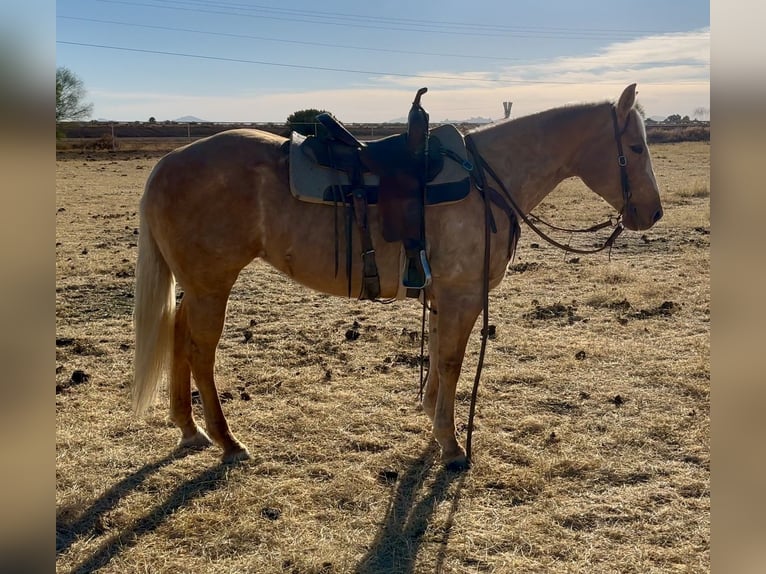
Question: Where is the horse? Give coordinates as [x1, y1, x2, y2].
[133, 83, 663, 470]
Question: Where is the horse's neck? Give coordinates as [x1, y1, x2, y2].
[469, 104, 607, 215]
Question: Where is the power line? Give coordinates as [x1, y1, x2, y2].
[96, 0, 704, 40]
[57, 15, 710, 68]
[56, 40, 711, 86]
[56, 16, 531, 62]
[125, 0, 700, 37]
[55, 40, 509, 82]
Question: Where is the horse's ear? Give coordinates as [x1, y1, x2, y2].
[617, 83, 637, 121]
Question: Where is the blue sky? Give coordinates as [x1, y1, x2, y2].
[55, 0, 710, 122]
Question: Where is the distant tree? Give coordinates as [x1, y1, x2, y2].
[148, 116, 156, 124]
[664, 114, 682, 124]
[56, 67, 93, 121]
[287, 108, 329, 136]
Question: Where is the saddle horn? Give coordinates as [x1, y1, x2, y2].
[407, 87, 429, 153]
[412, 87, 428, 107]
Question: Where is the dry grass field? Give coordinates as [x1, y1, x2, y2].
[56, 140, 709, 573]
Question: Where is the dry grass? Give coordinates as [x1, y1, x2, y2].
[56, 141, 709, 573]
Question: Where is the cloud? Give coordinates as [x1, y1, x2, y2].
[370, 70, 501, 90]
[90, 29, 709, 122]
[509, 28, 709, 83]
[372, 28, 709, 88]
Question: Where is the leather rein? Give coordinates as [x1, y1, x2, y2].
[464, 104, 634, 256]
[458, 105, 635, 462]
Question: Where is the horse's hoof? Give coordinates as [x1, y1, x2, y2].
[444, 456, 472, 472]
[178, 429, 213, 450]
[221, 445, 251, 464]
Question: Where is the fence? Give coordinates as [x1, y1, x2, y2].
[56, 120, 710, 151]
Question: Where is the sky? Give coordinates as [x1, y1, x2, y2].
[55, 0, 710, 123]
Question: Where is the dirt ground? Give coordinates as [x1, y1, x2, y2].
[56, 140, 709, 573]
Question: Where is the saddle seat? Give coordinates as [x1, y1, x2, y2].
[289, 88, 472, 299]
[290, 125, 471, 206]
[316, 112, 364, 148]
[314, 115, 439, 182]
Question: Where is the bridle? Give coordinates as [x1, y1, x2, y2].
[464, 104, 637, 256]
[611, 105, 634, 223]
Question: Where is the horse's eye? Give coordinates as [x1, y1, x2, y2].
[630, 144, 644, 154]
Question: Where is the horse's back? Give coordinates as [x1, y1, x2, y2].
[152, 128, 285, 176]
[141, 128, 288, 283]
[144, 128, 286, 204]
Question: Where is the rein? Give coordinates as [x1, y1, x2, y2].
[526, 214, 614, 234]
[459, 105, 634, 461]
[464, 155, 494, 464]
[465, 146, 623, 256]
[464, 105, 636, 257]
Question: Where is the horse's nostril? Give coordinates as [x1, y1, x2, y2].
[653, 208, 663, 223]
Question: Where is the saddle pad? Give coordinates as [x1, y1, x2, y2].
[289, 124, 471, 206]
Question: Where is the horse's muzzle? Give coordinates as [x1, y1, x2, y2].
[623, 204, 663, 231]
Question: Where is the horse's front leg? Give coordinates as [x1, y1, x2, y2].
[430, 292, 482, 470]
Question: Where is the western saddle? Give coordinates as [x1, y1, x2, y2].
[307, 87, 440, 300]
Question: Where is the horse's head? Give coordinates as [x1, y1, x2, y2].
[579, 84, 663, 231]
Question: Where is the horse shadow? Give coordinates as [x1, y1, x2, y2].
[355, 443, 467, 574]
[56, 449, 231, 574]
[57, 444, 466, 574]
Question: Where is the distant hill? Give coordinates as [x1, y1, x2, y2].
[439, 116, 492, 124]
[386, 116, 492, 124]
[174, 115, 208, 123]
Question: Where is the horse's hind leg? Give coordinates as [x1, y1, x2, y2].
[185, 290, 250, 463]
[170, 297, 212, 450]
[422, 306, 439, 422]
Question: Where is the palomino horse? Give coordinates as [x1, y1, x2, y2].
[133, 84, 662, 469]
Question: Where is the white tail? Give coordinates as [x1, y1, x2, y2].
[132, 207, 176, 415]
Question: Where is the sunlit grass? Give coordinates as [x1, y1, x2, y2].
[56, 141, 709, 573]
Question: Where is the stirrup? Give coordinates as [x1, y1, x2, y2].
[403, 250, 432, 290]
